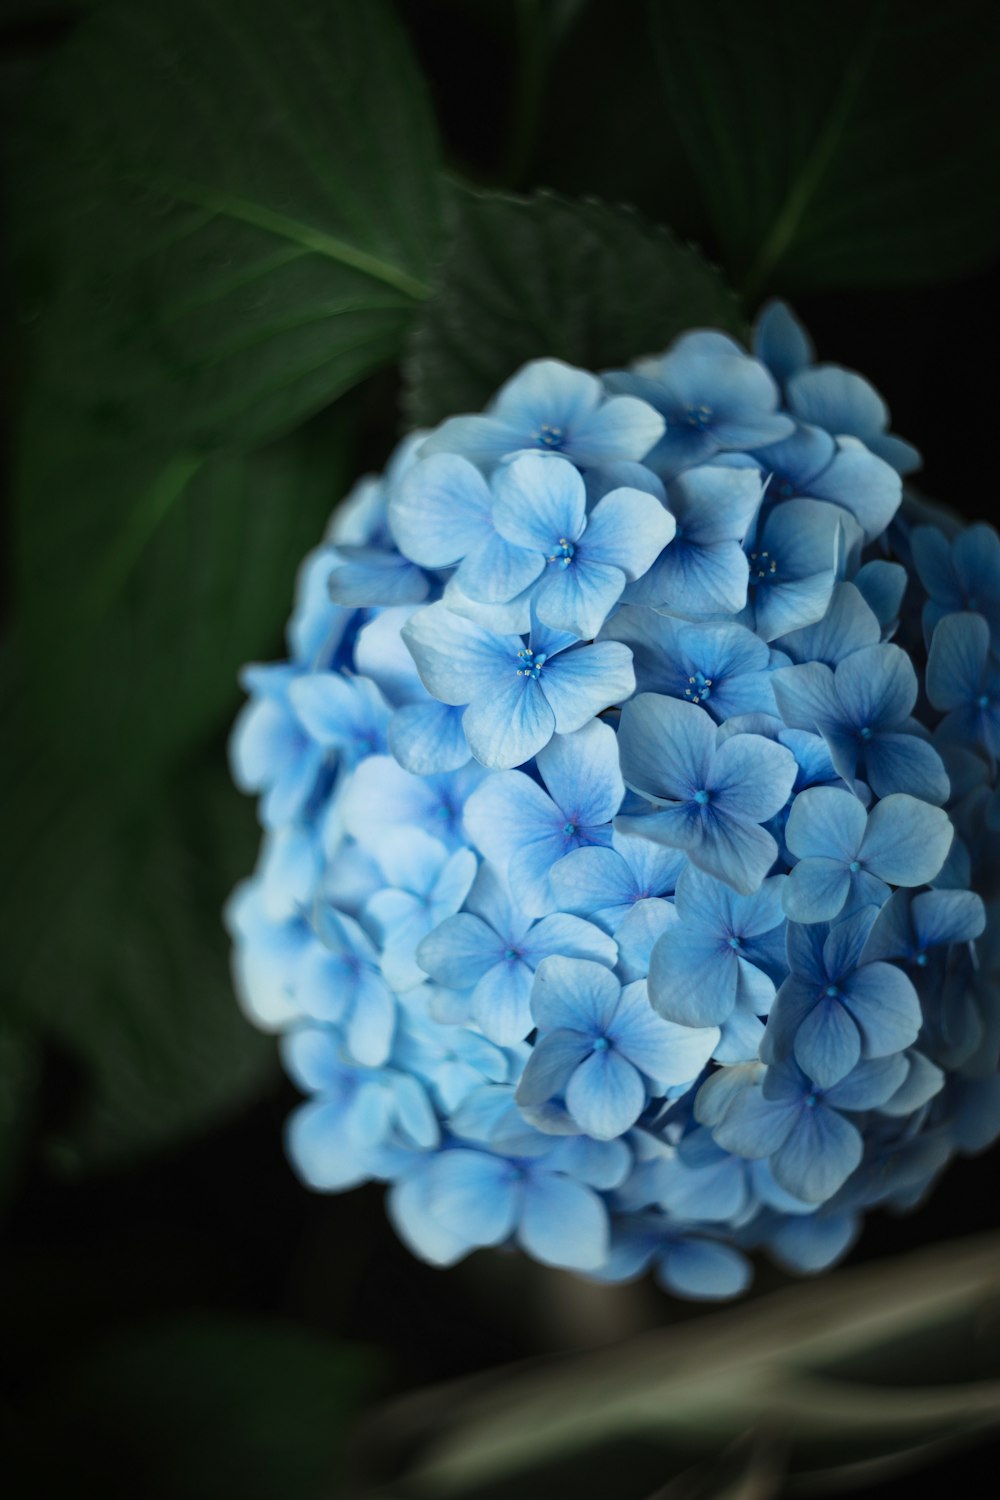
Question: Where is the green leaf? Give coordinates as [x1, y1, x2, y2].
[366, 1232, 1000, 1497]
[7, 1315, 382, 1500]
[14, 0, 443, 446]
[1, 749, 276, 1173]
[403, 190, 745, 427]
[648, 0, 1000, 296]
[14, 394, 353, 784]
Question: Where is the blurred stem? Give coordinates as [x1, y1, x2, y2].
[501, 0, 548, 190]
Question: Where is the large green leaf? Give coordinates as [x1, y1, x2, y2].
[403, 190, 744, 427]
[13, 393, 352, 784]
[0, 749, 274, 1173]
[14, 0, 443, 447]
[649, 0, 1000, 295]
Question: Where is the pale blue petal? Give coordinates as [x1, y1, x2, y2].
[455, 530, 546, 604]
[566, 1047, 646, 1138]
[709, 733, 797, 821]
[402, 602, 519, 706]
[612, 980, 718, 1084]
[521, 912, 619, 967]
[783, 857, 852, 923]
[534, 555, 626, 639]
[492, 452, 586, 551]
[463, 769, 557, 867]
[658, 1239, 752, 1299]
[537, 718, 625, 826]
[389, 701, 471, 775]
[539, 642, 636, 734]
[388, 453, 492, 566]
[424, 1149, 520, 1245]
[858, 794, 953, 886]
[569, 395, 666, 465]
[416, 913, 502, 987]
[463, 674, 555, 769]
[648, 924, 738, 1026]
[839, 962, 922, 1057]
[926, 612, 989, 710]
[582, 487, 676, 578]
[517, 1028, 596, 1103]
[518, 1172, 609, 1270]
[471, 959, 536, 1045]
[531, 954, 622, 1032]
[785, 786, 867, 861]
[617, 693, 716, 801]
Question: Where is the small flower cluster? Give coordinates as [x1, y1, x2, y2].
[228, 304, 1000, 1298]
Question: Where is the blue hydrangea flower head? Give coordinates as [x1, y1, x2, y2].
[227, 308, 1000, 1301]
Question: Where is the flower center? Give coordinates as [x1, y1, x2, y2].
[978, 693, 991, 709]
[804, 1092, 819, 1109]
[694, 789, 711, 805]
[547, 537, 575, 569]
[504, 947, 520, 961]
[727, 935, 743, 951]
[515, 646, 546, 680]
[858, 725, 873, 741]
[849, 860, 861, 872]
[537, 423, 565, 450]
[684, 671, 714, 704]
[562, 821, 577, 837]
[749, 549, 778, 582]
[915, 950, 929, 967]
[825, 984, 840, 998]
[683, 403, 713, 429]
[592, 1036, 611, 1052]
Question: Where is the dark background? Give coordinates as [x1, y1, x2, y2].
[2, 2, 1000, 1497]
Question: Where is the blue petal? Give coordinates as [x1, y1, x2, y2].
[648, 924, 737, 1026]
[657, 1238, 752, 1299]
[782, 857, 852, 924]
[538, 641, 636, 734]
[753, 299, 814, 384]
[388, 453, 492, 566]
[858, 794, 953, 886]
[926, 612, 989, 710]
[617, 693, 717, 801]
[533, 554, 626, 639]
[581, 486, 676, 579]
[709, 732, 798, 821]
[566, 1047, 646, 1138]
[463, 673, 555, 769]
[518, 1171, 610, 1270]
[492, 451, 586, 551]
[839, 962, 922, 1058]
[531, 954, 622, 1033]
[771, 1106, 862, 1204]
[785, 786, 867, 861]
[516, 1028, 595, 1103]
[423, 1149, 520, 1246]
[793, 997, 862, 1088]
[389, 701, 471, 775]
[537, 718, 625, 827]
[402, 602, 520, 706]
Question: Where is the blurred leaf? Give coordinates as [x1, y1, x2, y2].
[1, 748, 275, 1172]
[13, 393, 352, 784]
[13, 0, 443, 447]
[7, 1314, 382, 1500]
[649, 0, 1000, 296]
[403, 190, 744, 426]
[362, 1232, 1000, 1497]
[0, 1017, 37, 1204]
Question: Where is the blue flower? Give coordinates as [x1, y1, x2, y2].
[389, 1140, 612, 1271]
[606, 330, 794, 478]
[463, 719, 624, 916]
[489, 453, 676, 638]
[623, 465, 763, 614]
[230, 664, 326, 828]
[911, 523, 1000, 643]
[741, 499, 855, 642]
[363, 831, 477, 991]
[782, 786, 954, 924]
[616, 694, 798, 894]
[772, 643, 950, 803]
[288, 671, 391, 768]
[419, 357, 665, 468]
[416, 866, 617, 1045]
[339, 755, 485, 849]
[926, 612, 1000, 758]
[601, 608, 784, 720]
[647, 865, 786, 1037]
[550, 826, 686, 932]
[402, 602, 635, 769]
[387, 453, 542, 603]
[698, 1054, 909, 1203]
[282, 1025, 439, 1192]
[295, 905, 398, 1066]
[753, 300, 920, 476]
[516, 957, 718, 1139]
[762, 910, 923, 1087]
[749, 423, 902, 543]
[229, 324, 999, 1295]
